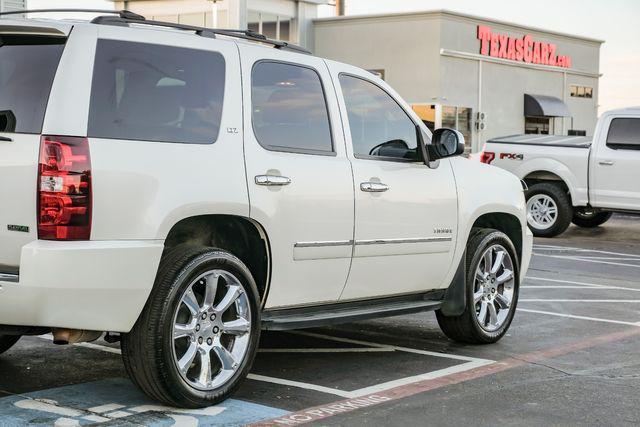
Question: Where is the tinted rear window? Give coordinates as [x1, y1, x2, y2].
[0, 35, 65, 134]
[606, 118, 640, 149]
[88, 40, 225, 144]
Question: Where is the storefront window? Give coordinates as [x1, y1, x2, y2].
[248, 11, 290, 41]
[442, 106, 472, 148]
[411, 104, 436, 131]
[525, 117, 553, 135]
[571, 85, 593, 98]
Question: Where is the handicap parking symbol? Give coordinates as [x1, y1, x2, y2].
[0, 378, 288, 426]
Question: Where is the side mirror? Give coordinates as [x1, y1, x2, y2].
[427, 128, 465, 160]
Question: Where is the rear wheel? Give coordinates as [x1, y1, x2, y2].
[572, 208, 613, 228]
[525, 183, 573, 237]
[0, 335, 20, 355]
[436, 229, 519, 344]
[121, 246, 261, 408]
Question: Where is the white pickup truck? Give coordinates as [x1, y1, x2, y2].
[480, 107, 640, 237]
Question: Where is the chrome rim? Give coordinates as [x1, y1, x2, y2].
[171, 270, 251, 391]
[527, 194, 558, 230]
[474, 244, 515, 332]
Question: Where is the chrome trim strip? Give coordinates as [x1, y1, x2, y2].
[294, 240, 354, 248]
[0, 273, 18, 283]
[355, 237, 452, 246]
[294, 237, 452, 249]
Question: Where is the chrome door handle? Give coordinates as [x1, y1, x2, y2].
[599, 160, 614, 166]
[360, 182, 389, 192]
[255, 175, 291, 186]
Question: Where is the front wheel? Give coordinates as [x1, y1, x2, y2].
[0, 335, 20, 355]
[122, 246, 261, 408]
[525, 183, 573, 237]
[572, 208, 613, 228]
[436, 229, 519, 344]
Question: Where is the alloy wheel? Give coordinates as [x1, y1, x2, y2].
[473, 244, 516, 332]
[527, 194, 558, 230]
[171, 270, 252, 391]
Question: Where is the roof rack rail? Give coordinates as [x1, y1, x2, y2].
[0, 8, 311, 54]
[90, 15, 311, 55]
[0, 9, 145, 20]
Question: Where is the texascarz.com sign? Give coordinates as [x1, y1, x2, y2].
[477, 25, 572, 68]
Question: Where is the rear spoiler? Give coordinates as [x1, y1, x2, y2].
[0, 19, 70, 37]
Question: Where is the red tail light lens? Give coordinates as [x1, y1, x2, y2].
[38, 136, 92, 240]
[480, 151, 496, 164]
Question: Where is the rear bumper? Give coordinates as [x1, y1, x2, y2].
[0, 240, 164, 332]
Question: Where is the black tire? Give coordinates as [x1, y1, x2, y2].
[525, 182, 573, 237]
[121, 245, 261, 408]
[0, 335, 20, 355]
[572, 208, 613, 228]
[436, 229, 519, 344]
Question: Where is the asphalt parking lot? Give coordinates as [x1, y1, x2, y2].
[1, 214, 640, 426]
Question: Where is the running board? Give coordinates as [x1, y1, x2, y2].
[261, 291, 444, 331]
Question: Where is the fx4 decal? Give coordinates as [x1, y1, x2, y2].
[499, 152, 524, 161]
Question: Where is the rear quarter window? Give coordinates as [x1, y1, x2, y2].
[0, 35, 65, 134]
[88, 40, 225, 144]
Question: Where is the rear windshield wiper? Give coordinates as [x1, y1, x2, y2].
[0, 136, 13, 142]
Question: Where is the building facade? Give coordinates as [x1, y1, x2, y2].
[114, 0, 330, 49]
[0, 0, 26, 12]
[314, 11, 603, 152]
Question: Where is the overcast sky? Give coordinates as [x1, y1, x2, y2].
[28, 0, 639, 114]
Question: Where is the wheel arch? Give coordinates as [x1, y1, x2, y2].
[441, 210, 525, 317]
[162, 215, 272, 305]
[471, 212, 523, 266]
[520, 165, 579, 205]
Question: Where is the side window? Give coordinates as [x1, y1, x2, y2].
[89, 40, 225, 144]
[606, 118, 640, 150]
[251, 61, 333, 154]
[339, 74, 418, 161]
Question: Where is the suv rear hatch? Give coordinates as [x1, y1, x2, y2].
[0, 21, 69, 275]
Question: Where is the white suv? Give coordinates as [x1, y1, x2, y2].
[0, 10, 532, 408]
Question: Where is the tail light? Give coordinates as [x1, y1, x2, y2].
[480, 151, 496, 164]
[38, 136, 92, 240]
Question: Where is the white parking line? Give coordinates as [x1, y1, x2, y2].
[346, 359, 493, 398]
[518, 308, 640, 327]
[523, 286, 626, 290]
[247, 374, 354, 398]
[288, 331, 493, 363]
[533, 253, 640, 269]
[533, 245, 640, 258]
[521, 299, 640, 303]
[258, 348, 394, 353]
[524, 276, 640, 292]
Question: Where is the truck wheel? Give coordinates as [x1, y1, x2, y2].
[525, 183, 572, 237]
[121, 246, 261, 408]
[572, 208, 613, 228]
[436, 229, 519, 344]
[0, 335, 20, 355]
